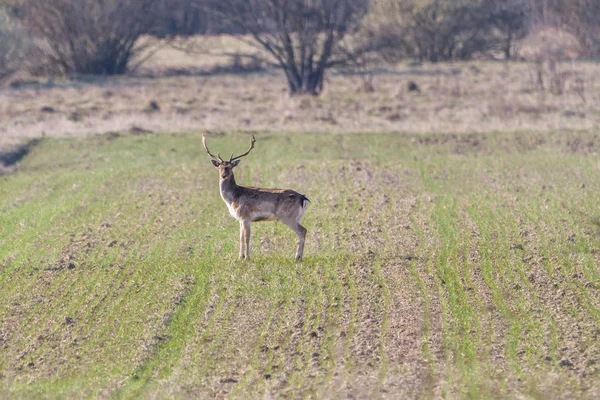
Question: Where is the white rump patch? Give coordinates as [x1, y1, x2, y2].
[297, 199, 309, 223]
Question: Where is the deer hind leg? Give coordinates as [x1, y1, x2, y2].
[243, 219, 251, 260]
[281, 219, 307, 260]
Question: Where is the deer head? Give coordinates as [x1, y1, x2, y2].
[202, 134, 256, 180]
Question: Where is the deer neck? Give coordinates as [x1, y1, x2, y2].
[219, 174, 240, 203]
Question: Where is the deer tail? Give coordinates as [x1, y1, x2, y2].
[300, 194, 310, 208]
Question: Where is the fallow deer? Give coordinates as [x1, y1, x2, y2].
[202, 134, 310, 260]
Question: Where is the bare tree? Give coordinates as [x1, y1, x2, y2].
[19, 0, 160, 75]
[490, 0, 531, 59]
[200, 0, 368, 95]
[0, 6, 27, 81]
[369, 0, 531, 62]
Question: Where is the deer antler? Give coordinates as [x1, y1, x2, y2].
[230, 135, 256, 162]
[202, 133, 224, 162]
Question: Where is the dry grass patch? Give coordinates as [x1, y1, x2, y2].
[2, 48, 600, 148]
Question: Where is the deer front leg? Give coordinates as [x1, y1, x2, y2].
[239, 221, 245, 259]
[243, 220, 251, 260]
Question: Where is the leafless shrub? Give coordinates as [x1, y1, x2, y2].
[527, 46, 578, 97]
[18, 0, 160, 76]
[529, 0, 600, 58]
[571, 77, 586, 104]
[0, 8, 28, 82]
[564, 0, 600, 57]
[520, 24, 588, 97]
[368, 0, 531, 62]
[547, 59, 572, 95]
[335, 30, 382, 93]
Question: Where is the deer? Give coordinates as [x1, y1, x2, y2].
[202, 133, 310, 260]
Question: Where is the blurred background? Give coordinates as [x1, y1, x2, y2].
[0, 0, 599, 146]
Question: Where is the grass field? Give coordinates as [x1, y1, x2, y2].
[1, 129, 599, 398]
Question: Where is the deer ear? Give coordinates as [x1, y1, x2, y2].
[211, 160, 220, 168]
[231, 160, 240, 167]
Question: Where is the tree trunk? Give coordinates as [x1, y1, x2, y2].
[286, 67, 324, 96]
[504, 31, 513, 60]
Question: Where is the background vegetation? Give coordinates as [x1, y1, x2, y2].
[0, 0, 599, 91]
